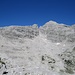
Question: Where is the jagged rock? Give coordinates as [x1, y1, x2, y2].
[0, 25, 39, 39]
[40, 21, 75, 43]
[0, 21, 75, 75]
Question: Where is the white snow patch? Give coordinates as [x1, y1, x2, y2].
[56, 43, 60, 45]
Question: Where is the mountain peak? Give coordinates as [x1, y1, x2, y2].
[0, 21, 75, 75]
[45, 20, 58, 25]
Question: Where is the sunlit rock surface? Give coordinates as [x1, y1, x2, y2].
[0, 21, 75, 75]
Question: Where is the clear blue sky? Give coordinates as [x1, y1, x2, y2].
[0, 0, 75, 27]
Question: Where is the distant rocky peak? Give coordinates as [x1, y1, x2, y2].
[45, 20, 58, 25]
[43, 20, 66, 27]
[39, 21, 75, 43]
[32, 24, 38, 28]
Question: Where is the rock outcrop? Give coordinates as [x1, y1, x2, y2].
[0, 21, 75, 75]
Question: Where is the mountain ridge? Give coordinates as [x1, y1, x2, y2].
[0, 21, 75, 43]
[0, 21, 75, 75]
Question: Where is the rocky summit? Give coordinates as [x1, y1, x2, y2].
[0, 21, 75, 75]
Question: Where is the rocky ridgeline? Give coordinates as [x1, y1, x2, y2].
[40, 21, 75, 43]
[0, 21, 75, 43]
[0, 21, 75, 75]
[0, 24, 39, 39]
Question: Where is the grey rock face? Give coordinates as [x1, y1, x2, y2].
[0, 25, 39, 39]
[40, 21, 75, 43]
[0, 21, 75, 75]
[0, 21, 75, 43]
[59, 47, 75, 74]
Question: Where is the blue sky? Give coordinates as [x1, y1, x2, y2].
[0, 0, 75, 27]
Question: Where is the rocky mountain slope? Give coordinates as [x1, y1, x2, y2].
[0, 21, 75, 75]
